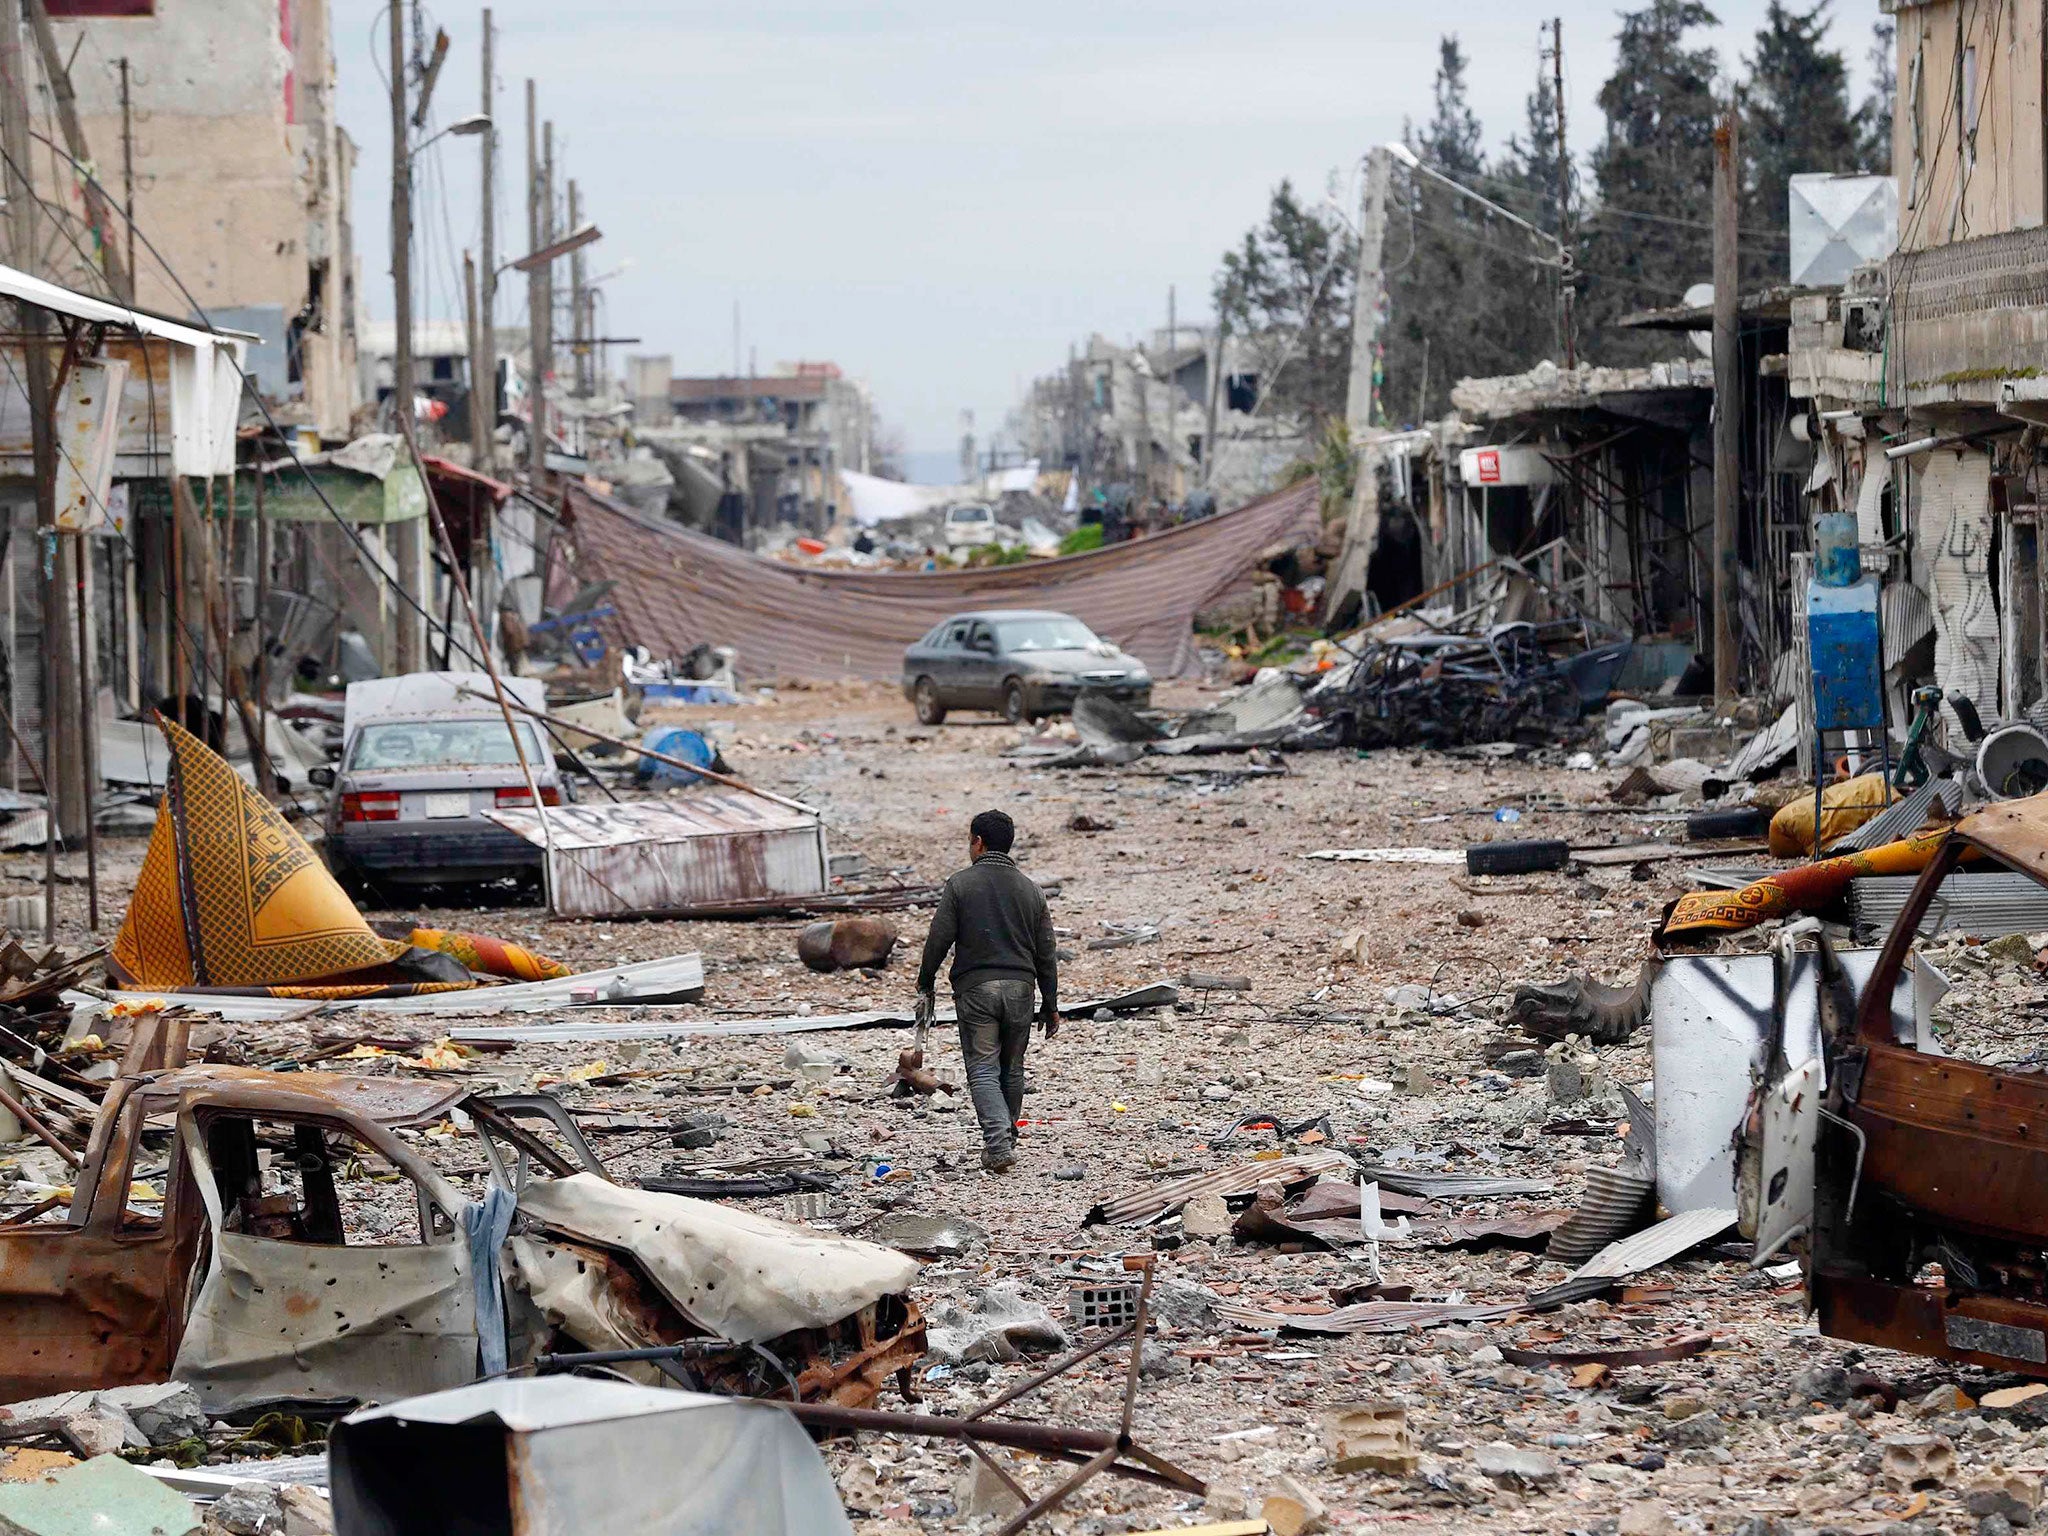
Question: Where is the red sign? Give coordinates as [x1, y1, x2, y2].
[1473, 448, 1502, 484]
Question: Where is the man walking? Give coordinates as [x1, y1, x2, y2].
[916, 810, 1058, 1172]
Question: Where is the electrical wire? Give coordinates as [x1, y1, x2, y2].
[5, 132, 493, 675]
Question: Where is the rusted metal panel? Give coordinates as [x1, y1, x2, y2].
[1843, 1042, 2048, 1242]
[1086, 1150, 1353, 1226]
[1958, 796, 2048, 878]
[553, 478, 1322, 682]
[0, 1091, 197, 1402]
[1815, 1270, 2048, 1377]
[136, 1068, 470, 1128]
[487, 797, 829, 919]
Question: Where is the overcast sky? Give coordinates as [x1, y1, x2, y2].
[337, 1, 1886, 474]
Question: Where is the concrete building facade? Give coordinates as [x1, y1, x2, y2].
[42, 0, 362, 439]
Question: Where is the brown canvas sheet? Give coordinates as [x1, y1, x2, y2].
[553, 478, 1322, 681]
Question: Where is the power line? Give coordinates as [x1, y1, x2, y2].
[6, 131, 491, 674]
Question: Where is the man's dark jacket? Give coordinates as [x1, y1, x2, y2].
[915, 850, 1058, 1012]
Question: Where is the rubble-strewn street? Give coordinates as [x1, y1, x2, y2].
[11, 681, 2042, 1535]
[0, 0, 2043, 1530]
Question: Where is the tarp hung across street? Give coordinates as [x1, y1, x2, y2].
[553, 479, 1322, 681]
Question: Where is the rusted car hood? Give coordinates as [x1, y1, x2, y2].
[135, 1068, 469, 1128]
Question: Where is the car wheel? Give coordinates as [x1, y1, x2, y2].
[1002, 679, 1029, 725]
[913, 677, 948, 725]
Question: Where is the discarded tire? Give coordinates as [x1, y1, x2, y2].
[1466, 839, 1570, 876]
[1686, 806, 1771, 841]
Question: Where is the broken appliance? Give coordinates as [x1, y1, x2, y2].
[1738, 797, 2048, 1375]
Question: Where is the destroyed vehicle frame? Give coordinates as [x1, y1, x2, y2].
[0, 1066, 924, 1413]
[1746, 798, 2048, 1377]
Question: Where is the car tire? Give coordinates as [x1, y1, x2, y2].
[1002, 679, 1028, 725]
[913, 677, 947, 725]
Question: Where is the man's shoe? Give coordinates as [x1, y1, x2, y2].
[982, 1147, 1017, 1173]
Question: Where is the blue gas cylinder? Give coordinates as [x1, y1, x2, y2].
[1807, 573, 1883, 731]
[637, 726, 716, 785]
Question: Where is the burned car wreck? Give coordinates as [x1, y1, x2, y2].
[1740, 796, 2048, 1377]
[0, 1044, 925, 1413]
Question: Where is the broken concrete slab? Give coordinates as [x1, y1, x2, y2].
[1323, 1401, 1418, 1475]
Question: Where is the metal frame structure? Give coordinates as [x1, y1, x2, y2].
[535, 1259, 1203, 1534]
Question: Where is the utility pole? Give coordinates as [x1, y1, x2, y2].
[25, 0, 129, 301]
[1203, 316, 1225, 488]
[475, 7, 496, 471]
[0, 0, 68, 935]
[1165, 284, 1176, 503]
[464, 250, 483, 461]
[1550, 17, 1576, 369]
[568, 178, 587, 395]
[1711, 106, 1742, 704]
[1330, 145, 1393, 614]
[388, 0, 424, 672]
[525, 80, 541, 485]
[541, 120, 555, 447]
[118, 58, 134, 302]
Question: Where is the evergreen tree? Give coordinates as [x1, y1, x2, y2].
[1856, 18, 1896, 173]
[1419, 36, 1484, 180]
[1380, 37, 1558, 423]
[1582, 0, 1722, 363]
[1501, 45, 1569, 239]
[1212, 180, 1356, 429]
[1744, 0, 1858, 262]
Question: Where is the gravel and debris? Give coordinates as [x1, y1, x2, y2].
[16, 677, 2048, 1535]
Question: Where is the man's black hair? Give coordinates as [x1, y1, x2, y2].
[971, 809, 1015, 853]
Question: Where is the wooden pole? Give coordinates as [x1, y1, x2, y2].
[1, 0, 65, 941]
[389, 0, 425, 674]
[70, 531, 94, 929]
[476, 8, 497, 472]
[253, 464, 272, 795]
[1711, 106, 1742, 704]
[525, 81, 546, 487]
[1551, 17, 1575, 369]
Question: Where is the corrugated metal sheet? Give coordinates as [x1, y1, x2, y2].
[442, 983, 1179, 1045]
[1087, 1149, 1353, 1226]
[1883, 578, 1933, 672]
[1833, 776, 1959, 853]
[1920, 450, 1999, 736]
[1546, 1167, 1655, 1265]
[1355, 1168, 1554, 1199]
[1213, 1297, 1523, 1334]
[1852, 871, 2048, 939]
[555, 479, 1324, 682]
[487, 796, 830, 919]
[1570, 1207, 1736, 1281]
[66, 954, 708, 1022]
[487, 795, 817, 851]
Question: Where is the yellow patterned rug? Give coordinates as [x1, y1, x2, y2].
[109, 717, 475, 998]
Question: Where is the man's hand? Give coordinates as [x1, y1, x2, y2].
[914, 989, 935, 1050]
[1039, 1005, 1060, 1040]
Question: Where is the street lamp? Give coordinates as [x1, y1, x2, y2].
[1380, 141, 1563, 265]
[410, 113, 491, 160]
[501, 222, 601, 276]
